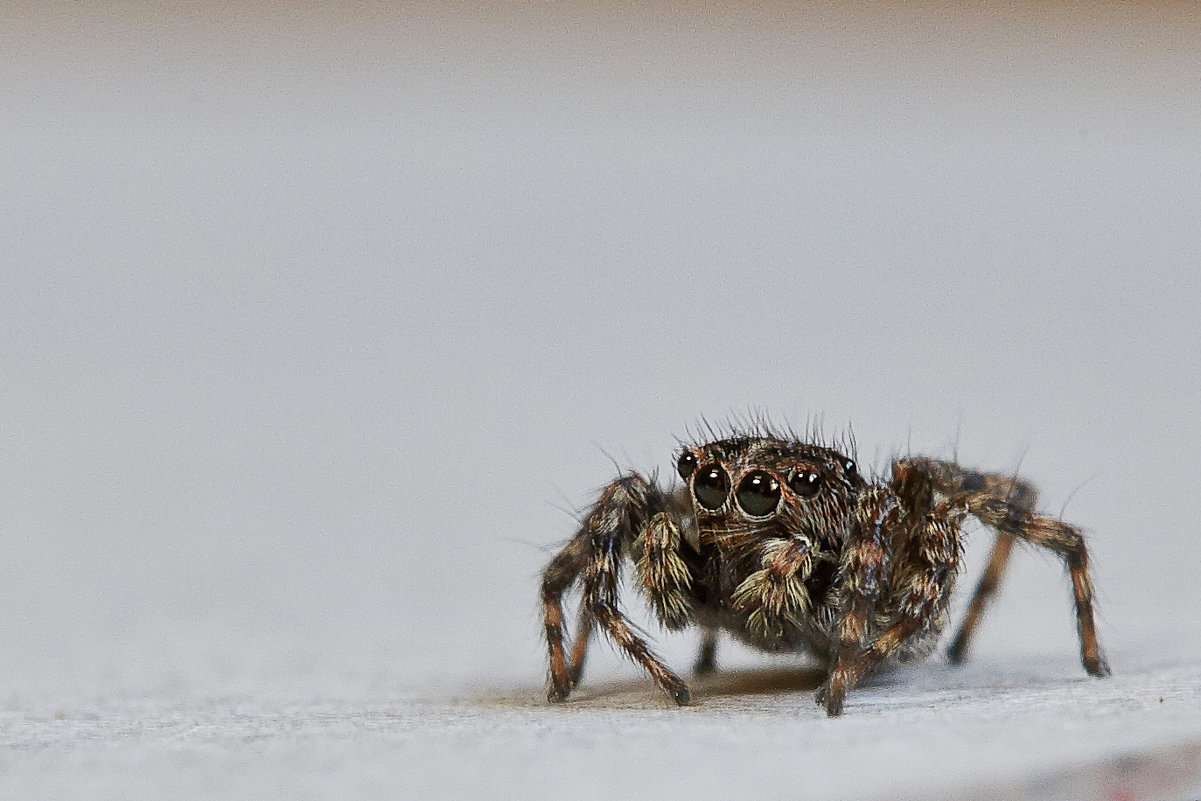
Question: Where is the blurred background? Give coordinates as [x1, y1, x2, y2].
[2, 1, 1199, 709]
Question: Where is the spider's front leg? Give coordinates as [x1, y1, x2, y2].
[819, 485, 905, 716]
[540, 473, 692, 705]
[825, 495, 969, 716]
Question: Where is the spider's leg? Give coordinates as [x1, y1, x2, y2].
[545, 473, 690, 705]
[962, 492, 1110, 678]
[947, 530, 1015, 664]
[822, 487, 1110, 716]
[565, 606, 593, 688]
[820, 485, 902, 717]
[895, 457, 1039, 510]
[892, 458, 1038, 664]
[693, 628, 718, 675]
[541, 534, 590, 701]
[570, 510, 692, 689]
[823, 496, 964, 716]
[584, 478, 690, 704]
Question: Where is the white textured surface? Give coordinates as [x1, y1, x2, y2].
[3, 2, 1201, 799]
[2, 661, 1200, 801]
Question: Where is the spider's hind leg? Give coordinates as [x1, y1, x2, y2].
[962, 492, 1110, 678]
[947, 530, 1015, 664]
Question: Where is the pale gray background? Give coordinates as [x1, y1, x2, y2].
[2, 2, 1200, 799]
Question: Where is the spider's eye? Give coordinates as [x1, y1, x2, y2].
[693, 465, 729, 510]
[843, 459, 857, 477]
[676, 451, 698, 480]
[736, 470, 781, 517]
[789, 469, 821, 498]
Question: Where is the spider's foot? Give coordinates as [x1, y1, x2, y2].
[945, 640, 969, 665]
[693, 657, 716, 676]
[1085, 654, 1112, 678]
[547, 682, 572, 703]
[567, 664, 585, 687]
[662, 677, 692, 705]
[815, 679, 847, 717]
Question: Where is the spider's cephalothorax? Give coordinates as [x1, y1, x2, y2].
[540, 430, 1109, 716]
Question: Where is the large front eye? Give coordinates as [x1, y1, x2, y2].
[693, 465, 729, 510]
[736, 470, 780, 517]
[676, 451, 698, 480]
[789, 469, 821, 498]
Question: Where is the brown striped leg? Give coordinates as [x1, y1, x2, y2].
[541, 536, 589, 702]
[899, 458, 1039, 511]
[588, 600, 691, 704]
[694, 628, 718, 675]
[582, 488, 690, 704]
[544, 473, 691, 705]
[964, 493, 1110, 677]
[821, 497, 970, 715]
[565, 607, 593, 688]
[820, 486, 901, 717]
[947, 530, 1015, 664]
[823, 498, 966, 716]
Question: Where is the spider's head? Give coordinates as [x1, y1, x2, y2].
[675, 435, 865, 552]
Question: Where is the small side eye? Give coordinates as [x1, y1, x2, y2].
[789, 469, 821, 498]
[736, 470, 781, 517]
[676, 451, 698, 480]
[843, 459, 857, 476]
[693, 465, 730, 510]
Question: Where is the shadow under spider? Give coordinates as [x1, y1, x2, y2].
[688, 665, 827, 697]
[471, 666, 827, 709]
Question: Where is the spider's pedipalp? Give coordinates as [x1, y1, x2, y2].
[634, 512, 694, 629]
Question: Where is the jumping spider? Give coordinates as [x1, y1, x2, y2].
[540, 428, 1109, 716]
